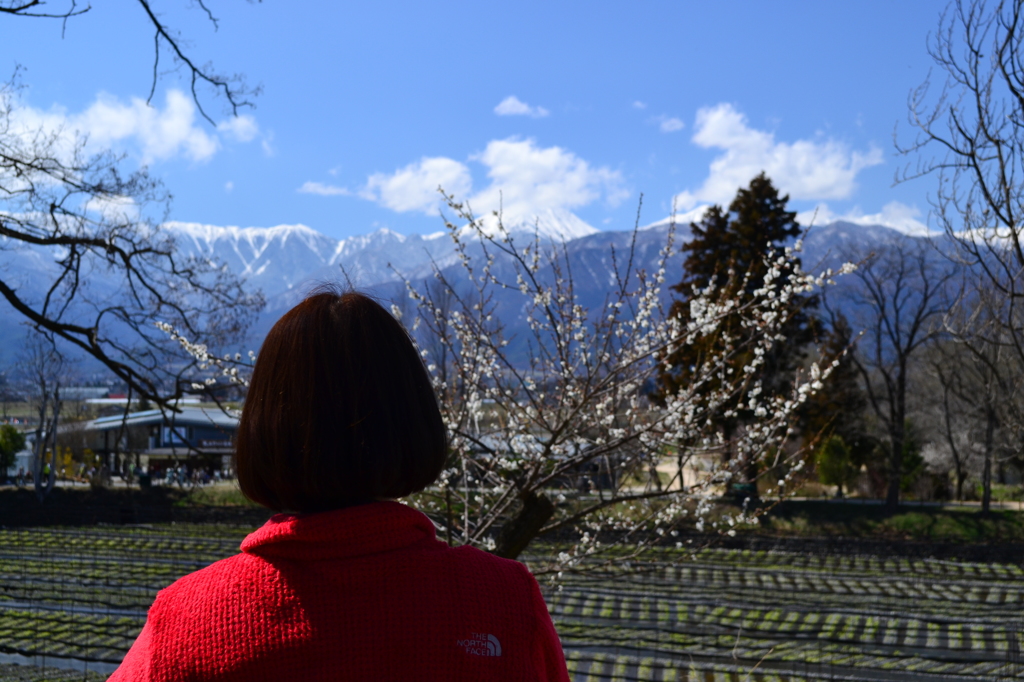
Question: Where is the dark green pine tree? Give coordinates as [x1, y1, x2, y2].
[800, 313, 875, 471]
[656, 173, 818, 497]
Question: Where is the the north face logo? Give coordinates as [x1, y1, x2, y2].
[457, 633, 502, 657]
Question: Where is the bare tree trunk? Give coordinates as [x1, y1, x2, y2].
[494, 491, 555, 560]
[32, 383, 62, 502]
[649, 461, 662, 492]
[45, 385, 60, 497]
[982, 405, 995, 515]
[676, 445, 686, 492]
[445, 487, 454, 547]
[886, 371, 907, 511]
[745, 451, 759, 501]
[886, 425, 904, 510]
[944, 413, 967, 503]
[32, 394, 47, 502]
[940, 377, 967, 502]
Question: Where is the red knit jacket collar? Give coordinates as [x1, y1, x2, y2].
[240, 501, 437, 561]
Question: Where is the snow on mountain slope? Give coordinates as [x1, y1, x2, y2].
[160, 216, 917, 304]
[165, 222, 341, 293]
[471, 207, 599, 241]
[162, 222, 451, 297]
[162, 209, 600, 299]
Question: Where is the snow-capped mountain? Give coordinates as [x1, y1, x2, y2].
[168, 222, 343, 292]
[162, 208, 603, 302]
[468, 207, 600, 242]
[165, 221, 453, 297]
[160, 216, 919, 304]
[0, 211, 922, 368]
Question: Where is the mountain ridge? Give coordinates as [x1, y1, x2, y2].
[157, 217, 910, 298]
[0, 215, 918, 369]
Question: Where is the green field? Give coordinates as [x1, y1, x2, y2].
[762, 500, 1024, 543]
[0, 524, 1021, 681]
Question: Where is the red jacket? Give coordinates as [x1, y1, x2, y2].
[109, 502, 569, 681]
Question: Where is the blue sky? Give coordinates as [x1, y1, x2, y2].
[4, 1, 951, 240]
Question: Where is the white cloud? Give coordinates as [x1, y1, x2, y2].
[468, 138, 627, 220]
[75, 90, 219, 163]
[260, 131, 275, 157]
[82, 194, 140, 223]
[217, 115, 259, 143]
[355, 138, 627, 223]
[360, 157, 472, 214]
[14, 89, 262, 164]
[659, 116, 684, 133]
[674, 103, 883, 210]
[633, 101, 647, 110]
[797, 201, 933, 236]
[494, 96, 550, 118]
[298, 181, 351, 197]
[224, 181, 234, 193]
[645, 201, 931, 238]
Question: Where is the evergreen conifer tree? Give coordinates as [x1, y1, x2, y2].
[816, 435, 857, 497]
[800, 313, 875, 466]
[656, 173, 817, 498]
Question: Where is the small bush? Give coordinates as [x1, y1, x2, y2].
[816, 435, 857, 497]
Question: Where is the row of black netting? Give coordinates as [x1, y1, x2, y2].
[1, 517, 1022, 681]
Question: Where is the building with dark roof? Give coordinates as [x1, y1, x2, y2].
[81, 406, 238, 473]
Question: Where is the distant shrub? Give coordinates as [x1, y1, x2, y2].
[0, 425, 25, 474]
[816, 435, 858, 497]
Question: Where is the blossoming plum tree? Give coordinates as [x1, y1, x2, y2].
[166, 192, 855, 574]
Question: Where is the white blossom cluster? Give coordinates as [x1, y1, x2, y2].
[154, 321, 254, 392]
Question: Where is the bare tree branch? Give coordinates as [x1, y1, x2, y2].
[134, 0, 259, 123]
[0, 0, 88, 20]
[1, 0, 260, 122]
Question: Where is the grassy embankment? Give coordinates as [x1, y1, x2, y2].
[759, 499, 1024, 543]
[4, 480, 1022, 545]
[184, 483, 1024, 545]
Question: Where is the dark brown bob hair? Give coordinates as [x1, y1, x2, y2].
[236, 288, 447, 512]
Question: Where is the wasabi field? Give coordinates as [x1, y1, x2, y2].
[0, 523, 1021, 681]
[551, 549, 1024, 680]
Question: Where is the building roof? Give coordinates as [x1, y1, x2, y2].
[85, 406, 239, 432]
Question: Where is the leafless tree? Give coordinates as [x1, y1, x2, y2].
[937, 278, 1024, 510]
[17, 333, 70, 500]
[901, 0, 1024, 478]
[827, 235, 959, 510]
